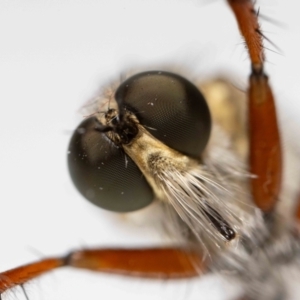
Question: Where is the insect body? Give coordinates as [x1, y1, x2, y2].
[1, 1, 300, 300]
[68, 71, 236, 247]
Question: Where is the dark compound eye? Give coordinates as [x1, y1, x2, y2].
[68, 117, 153, 212]
[68, 71, 211, 212]
[115, 71, 211, 157]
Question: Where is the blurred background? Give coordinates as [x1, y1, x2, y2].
[0, 0, 299, 299]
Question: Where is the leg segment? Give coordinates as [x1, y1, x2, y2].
[248, 72, 282, 212]
[0, 258, 64, 294]
[227, 0, 264, 71]
[227, 0, 282, 213]
[0, 248, 204, 295]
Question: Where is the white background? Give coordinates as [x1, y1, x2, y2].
[1, 0, 300, 300]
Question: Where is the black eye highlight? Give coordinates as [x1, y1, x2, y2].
[115, 71, 211, 158]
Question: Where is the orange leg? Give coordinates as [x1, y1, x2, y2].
[0, 258, 64, 294]
[0, 248, 204, 295]
[295, 192, 300, 223]
[228, 1, 282, 299]
[227, 0, 282, 213]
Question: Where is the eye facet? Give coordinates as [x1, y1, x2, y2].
[115, 71, 211, 158]
[68, 117, 153, 212]
[68, 71, 212, 213]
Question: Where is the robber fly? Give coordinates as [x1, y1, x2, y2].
[1, 1, 300, 300]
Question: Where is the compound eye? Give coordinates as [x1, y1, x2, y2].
[68, 117, 153, 212]
[115, 71, 211, 158]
